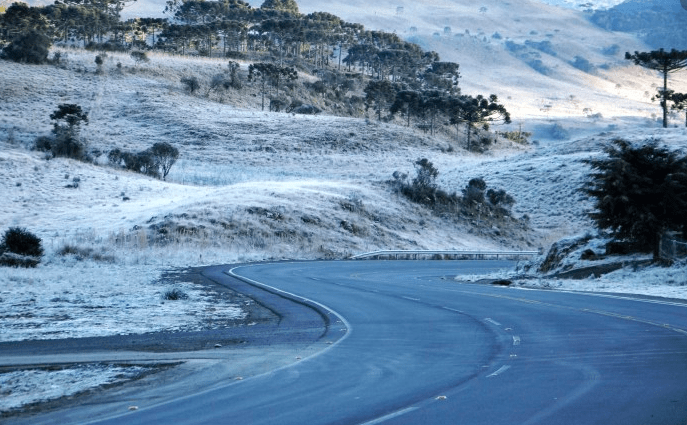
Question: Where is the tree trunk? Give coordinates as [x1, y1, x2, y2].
[653, 230, 663, 261]
[261, 80, 266, 111]
[663, 66, 668, 128]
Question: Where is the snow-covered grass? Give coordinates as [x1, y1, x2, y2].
[0, 261, 246, 342]
[457, 251, 687, 301]
[517, 261, 687, 300]
[0, 364, 153, 414]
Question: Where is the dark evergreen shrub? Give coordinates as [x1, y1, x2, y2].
[85, 41, 128, 52]
[584, 139, 687, 259]
[2, 31, 51, 64]
[34, 136, 52, 152]
[181, 76, 200, 93]
[0, 227, 43, 267]
[463, 178, 487, 204]
[51, 134, 87, 160]
[108, 148, 123, 166]
[130, 51, 149, 65]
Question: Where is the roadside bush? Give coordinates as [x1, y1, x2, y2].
[51, 135, 88, 160]
[228, 64, 243, 90]
[392, 161, 517, 222]
[121, 150, 159, 178]
[225, 51, 247, 60]
[499, 129, 532, 144]
[527, 59, 551, 75]
[583, 139, 687, 259]
[95, 54, 104, 73]
[269, 97, 288, 112]
[486, 188, 515, 208]
[34, 136, 53, 152]
[148, 142, 179, 180]
[525, 39, 557, 56]
[0, 227, 43, 267]
[1, 227, 43, 257]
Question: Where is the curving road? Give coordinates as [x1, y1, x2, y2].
[10, 261, 687, 424]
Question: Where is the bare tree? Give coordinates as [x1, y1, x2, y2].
[149, 142, 179, 180]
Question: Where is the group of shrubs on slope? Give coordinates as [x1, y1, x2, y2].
[391, 159, 518, 226]
[107, 143, 179, 181]
[32, 103, 180, 180]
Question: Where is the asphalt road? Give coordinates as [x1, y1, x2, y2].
[85, 260, 687, 425]
[6, 260, 687, 424]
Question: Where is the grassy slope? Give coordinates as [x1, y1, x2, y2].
[1, 49, 531, 262]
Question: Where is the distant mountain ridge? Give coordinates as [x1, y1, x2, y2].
[589, 0, 687, 49]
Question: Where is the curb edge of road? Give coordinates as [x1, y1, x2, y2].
[227, 264, 353, 351]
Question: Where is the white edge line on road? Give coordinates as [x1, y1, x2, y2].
[232, 265, 422, 425]
[516, 287, 687, 308]
[487, 365, 511, 378]
[443, 307, 464, 313]
[485, 318, 502, 326]
[83, 262, 353, 425]
[228, 264, 354, 354]
[359, 407, 419, 425]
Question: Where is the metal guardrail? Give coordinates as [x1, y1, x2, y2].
[351, 250, 540, 260]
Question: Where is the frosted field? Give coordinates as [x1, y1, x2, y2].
[2, 0, 687, 414]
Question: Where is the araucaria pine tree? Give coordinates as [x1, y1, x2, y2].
[625, 49, 687, 128]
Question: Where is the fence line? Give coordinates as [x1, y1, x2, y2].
[660, 232, 687, 260]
